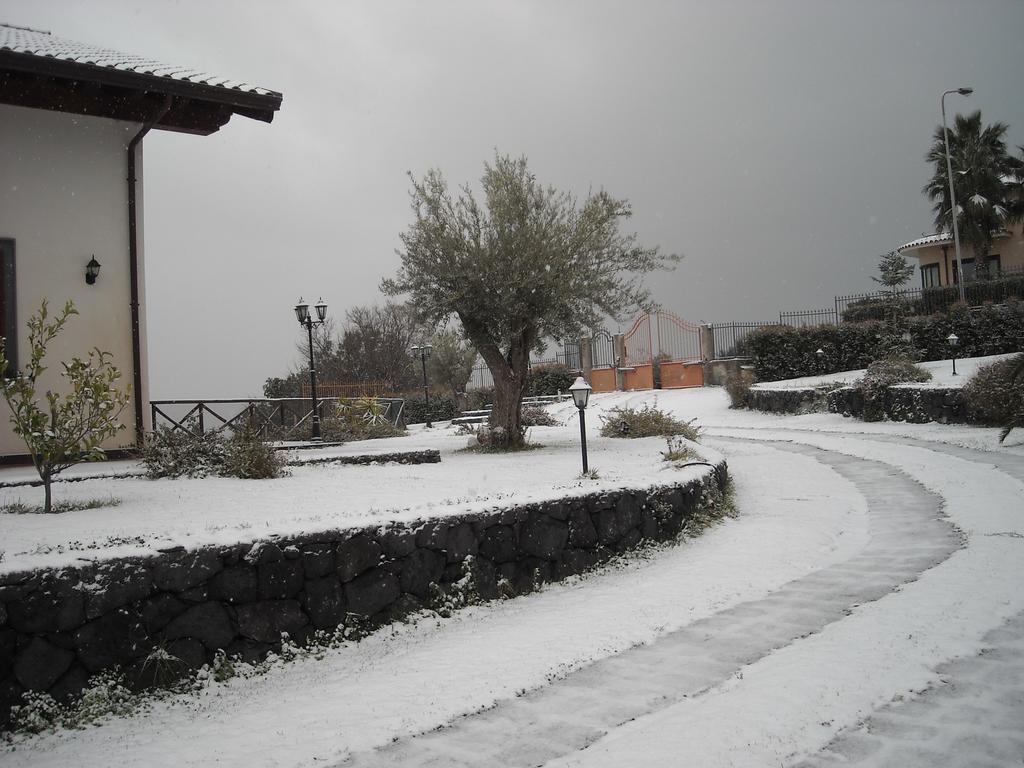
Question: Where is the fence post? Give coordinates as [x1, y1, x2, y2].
[612, 334, 626, 391]
[580, 336, 593, 384]
[700, 324, 715, 361]
[197, 403, 205, 435]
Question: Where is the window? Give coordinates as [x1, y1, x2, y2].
[0, 239, 14, 376]
[952, 258, 975, 284]
[920, 263, 941, 288]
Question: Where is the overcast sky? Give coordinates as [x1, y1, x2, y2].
[6, 0, 1024, 398]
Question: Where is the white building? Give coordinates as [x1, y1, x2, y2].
[0, 23, 282, 458]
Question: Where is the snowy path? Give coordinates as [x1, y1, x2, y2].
[335, 442, 959, 767]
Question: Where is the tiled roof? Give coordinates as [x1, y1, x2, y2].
[0, 22, 280, 100]
[897, 233, 952, 251]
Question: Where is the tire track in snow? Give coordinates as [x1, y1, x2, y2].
[335, 442, 958, 768]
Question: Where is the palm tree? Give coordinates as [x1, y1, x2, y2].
[923, 111, 1016, 277]
[1000, 351, 1024, 443]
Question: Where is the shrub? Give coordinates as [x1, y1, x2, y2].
[661, 435, 702, 463]
[962, 355, 1024, 428]
[857, 357, 932, 422]
[521, 405, 559, 427]
[908, 301, 1024, 361]
[142, 425, 286, 479]
[599, 404, 700, 440]
[223, 429, 288, 479]
[724, 368, 756, 408]
[464, 387, 494, 411]
[401, 394, 458, 425]
[526, 363, 576, 396]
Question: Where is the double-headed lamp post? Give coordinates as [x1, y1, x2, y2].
[294, 297, 328, 440]
[410, 344, 433, 428]
[569, 376, 592, 474]
[947, 332, 959, 376]
[941, 87, 973, 303]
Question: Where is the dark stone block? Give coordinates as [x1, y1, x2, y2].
[225, 638, 274, 665]
[479, 525, 517, 563]
[210, 565, 259, 604]
[236, 600, 308, 644]
[554, 548, 602, 579]
[165, 638, 207, 670]
[74, 608, 147, 672]
[336, 534, 382, 582]
[0, 602, 5, 626]
[47, 662, 90, 703]
[0, 679, 24, 726]
[594, 506, 633, 546]
[398, 549, 445, 598]
[7, 575, 85, 634]
[152, 550, 223, 593]
[303, 576, 346, 629]
[445, 522, 478, 563]
[179, 585, 208, 603]
[511, 558, 551, 593]
[540, 501, 569, 521]
[0, 628, 17, 677]
[140, 593, 188, 633]
[469, 557, 498, 601]
[258, 559, 304, 600]
[345, 569, 400, 617]
[283, 545, 301, 560]
[377, 526, 416, 558]
[301, 547, 336, 578]
[85, 561, 153, 619]
[567, 508, 599, 548]
[245, 541, 284, 565]
[520, 516, 568, 560]
[415, 521, 448, 550]
[640, 511, 659, 541]
[164, 602, 235, 650]
[617, 528, 642, 552]
[13, 637, 74, 690]
[442, 562, 464, 583]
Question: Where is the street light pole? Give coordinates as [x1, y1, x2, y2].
[941, 87, 973, 303]
[569, 376, 592, 474]
[294, 298, 328, 441]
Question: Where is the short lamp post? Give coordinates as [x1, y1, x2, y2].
[294, 297, 328, 440]
[569, 376, 592, 474]
[816, 348, 825, 373]
[410, 344, 433, 427]
[947, 332, 959, 376]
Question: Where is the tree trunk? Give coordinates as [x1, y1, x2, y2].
[43, 471, 52, 514]
[461, 317, 531, 450]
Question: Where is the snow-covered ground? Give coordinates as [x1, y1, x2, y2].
[751, 352, 1015, 390]
[4, 385, 1024, 767]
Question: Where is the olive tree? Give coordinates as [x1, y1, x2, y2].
[384, 154, 676, 448]
[0, 301, 129, 512]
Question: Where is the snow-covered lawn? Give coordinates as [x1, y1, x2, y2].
[751, 352, 1015, 391]
[4, 385, 1024, 767]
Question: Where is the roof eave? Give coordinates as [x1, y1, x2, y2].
[0, 48, 282, 124]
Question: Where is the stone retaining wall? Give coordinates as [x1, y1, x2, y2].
[0, 462, 727, 725]
[746, 387, 822, 414]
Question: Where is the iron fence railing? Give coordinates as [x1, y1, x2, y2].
[836, 268, 1024, 322]
[709, 321, 776, 358]
[778, 308, 838, 327]
[150, 397, 405, 439]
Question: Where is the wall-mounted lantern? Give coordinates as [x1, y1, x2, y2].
[85, 256, 101, 285]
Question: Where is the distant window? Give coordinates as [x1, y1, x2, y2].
[952, 258, 975, 284]
[0, 239, 15, 376]
[987, 254, 1001, 276]
[920, 263, 941, 288]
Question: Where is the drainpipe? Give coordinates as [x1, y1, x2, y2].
[127, 95, 173, 447]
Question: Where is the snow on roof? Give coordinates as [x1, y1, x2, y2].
[0, 22, 280, 99]
[897, 232, 953, 252]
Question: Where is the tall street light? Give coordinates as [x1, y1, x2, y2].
[941, 86, 973, 303]
[569, 376, 592, 474]
[410, 344, 433, 428]
[294, 297, 328, 441]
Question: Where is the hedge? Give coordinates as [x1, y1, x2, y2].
[526, 363, 577, 396]
[402, 394, 458, 424]
[747, 302, 1024, 382]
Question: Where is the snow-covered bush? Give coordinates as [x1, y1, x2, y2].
[857, 357, 932, 422]
[521, 405, 559, 427]
[724, 368, 756, 408]
[599, 404, 700, 440]
[142, 426, 285, 479]
[963, 354, 1024, 441]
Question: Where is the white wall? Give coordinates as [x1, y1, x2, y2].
[0, 104, 146, 456]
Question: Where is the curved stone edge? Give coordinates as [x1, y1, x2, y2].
[0, 460, 727, 730]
